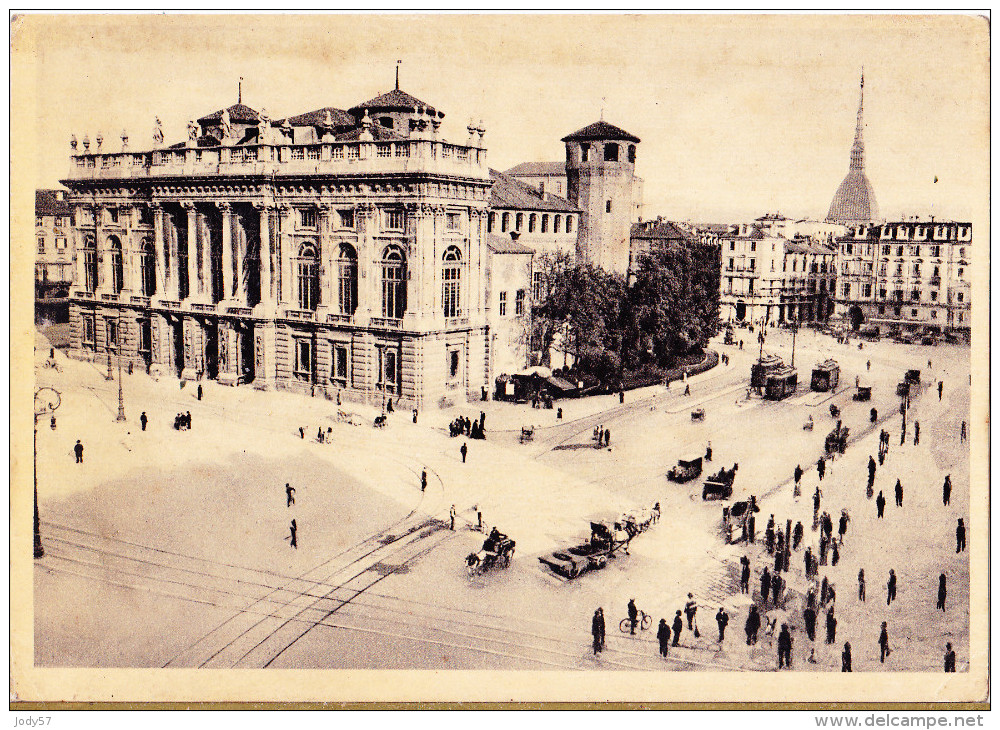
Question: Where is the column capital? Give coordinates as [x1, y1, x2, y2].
[357, 202, 377, 216]
[218, 201, 232, 214]
[149, 202, 164, 212]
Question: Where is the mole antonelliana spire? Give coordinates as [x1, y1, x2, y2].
[826, 69, 880, 224]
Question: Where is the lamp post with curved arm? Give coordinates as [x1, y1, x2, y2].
[33, 387, 61, 558]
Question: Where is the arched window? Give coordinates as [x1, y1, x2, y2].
[139, 237, 156, 296]
[529, 214, 537, 233]
[297, 243, 320, 311]
[501, 212, 510, 232]
[82, 235, 98, 292]
[382, 245, 407, 319]
[488, 212, 495, 233]
[337, 243, 358, 316]
[516, 213, 523, 230]
[566, 216, 574, 233]
[541, 214, 549, 233]
[108, 235, 124, 293]
[442, 245, 463, 318]
[554, 215, 562, 233]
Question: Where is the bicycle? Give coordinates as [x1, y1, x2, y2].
[619, 610, 652, 634]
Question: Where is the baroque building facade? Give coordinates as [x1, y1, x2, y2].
[35, 189, 75, 322]
[62, 87, 494, 409]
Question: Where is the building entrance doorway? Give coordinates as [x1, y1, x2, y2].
[236, 322, 255, 384]
[735, 302, 747, 321]
[171, 319, 184, 378]
[849, 305, 864, 331]
[204, 320, 219, 380]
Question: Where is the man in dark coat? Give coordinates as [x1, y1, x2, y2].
[944, 643, 956, 672]
[771, 574, 783, 606]
[740, 555, 751, 594]
[817, 456, 826, 481]
[460, 442, 468, 463]
[956, 518, 966, 552]
[842, 642, 852, 672]
[938, 573, 947, 611]
[671, 610, 683, 646]
[813, 486, 822, 515]
[804, 547, 814, 577]
[627, 598, 639, 635]
[421, 470, 427, 492]
[715, 607, 729, 642]
[876, 490, 886, 518]
[765, 515, 775, 554]
[777, 624, 793, 669]
[938, 380, 944, 400]
[684, 593, 698, 633]
[287, 519, 298, 549]
[914, 421, 920, 445]
[656, 618, 670, 657]
[794, 464, 803, 486]
[760, 566, 771, 604]
[868, 455, 877, 485]
[858, 569, 866, 601]
[793, 521, 804, 550]
[887, 569, 897, 605]
[592, 608, 606, 655]
[285, 483, 295, 507]
[826, 607, 837, 644]
[895, 479, 903, 507]
[839, 511, 850, 541]
[140, 412, 148, 431]
[943, 475, 952, 506]
[74, 440, 84, 463]
[803, 605, 816, 641]
[879, 622, 890, 663]
[745, 605, 760, 645]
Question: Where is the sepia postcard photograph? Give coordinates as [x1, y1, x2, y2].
[9, 12, 990, 707]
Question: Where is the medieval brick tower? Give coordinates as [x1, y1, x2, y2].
[563, 120, 641, 273]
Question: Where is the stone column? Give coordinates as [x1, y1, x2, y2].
[278, 204, 293, 307]
[235, 206, 248, 305]
[148, 313, 171, 378]
[151, 204, 166, 298]
[318, 203, 333, 310]
[255, 202, 273, 313]
[356, 203, 377, 320]
[181, 316, 200, 381]
[184, 201, 199, 300]
[220, 202, 233, 302]
[73, 221, 88, 292]
[198, 207, 212, 302]
[166, 207, 180, 300]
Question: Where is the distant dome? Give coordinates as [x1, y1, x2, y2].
[826, 169, 879, 224]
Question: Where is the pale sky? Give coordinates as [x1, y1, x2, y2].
[14, 13, 989, 224]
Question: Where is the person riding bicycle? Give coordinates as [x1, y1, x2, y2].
[627, 598, 639, 635]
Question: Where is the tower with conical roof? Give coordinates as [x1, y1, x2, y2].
[826, 71, 880, 225]
[563, 119, 641, 273]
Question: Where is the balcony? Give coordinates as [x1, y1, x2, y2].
[283, 308, 315, 322]
[130, 295, 151, 306]
[66, 138, 490, 184]
[446, 316, 470, 328]
[369, 317, 402, 330]
[326, 313, 354, 325]
[190, 302, 217, 313]
[227, 305, 253, 316]
[100, 293, 119, 302]
[73, 290, 95, 300]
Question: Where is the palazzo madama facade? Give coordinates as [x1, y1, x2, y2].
[63, 87, 493, 409]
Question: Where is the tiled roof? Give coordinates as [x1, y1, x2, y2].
[630, 219, 694, 242]
[826, 169, 880, 225]
[36, 189, 72, 217]
[487, 234, 535, 255]
[785, 239, 837, 255]
[561, 120, 640, 144]
[349, 88, 443, 118]
[197, 103, 261, 124]
[488, 169, 579, 213]
[282, 107, 355, 128]
[334, 125, 407, 142]
[504, 161, 565, 177]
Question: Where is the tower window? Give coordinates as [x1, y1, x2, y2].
[580, 144, 589, 163]
[566, 217, 574, 233]
[604, 143, 619, 162]
[605, 200, 612, 214]
[628, 145, 636, 163]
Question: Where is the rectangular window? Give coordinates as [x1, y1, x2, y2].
[332, 344, 349, 384]
[930, 290, 938, 301]
[842, 283, 851, 297]
[55, 237, 67, 250]
[299, 209, 316, 228]
[882, 245, 891, 255]
[307, 147, 321, 160]
[911, 308, 918, 318]
[346, 146, 359, 160]
[446, 213, 461, 231]
[729, 242, 735, 251]
[448, 348, 461, 381]
[37, 237, 45, 254]
[82, 315, 96, 348]
[377, 144, 391, 158]
[499, 291, 507, 316]
[863, 284, 872, 297]
[581, 144, 590, 162]
[957, 292, 964, 302]
[339, 209, 355, 229]
[378, 347, 398, 394]
[930, 310, 937, 319]
[106, 319, 118, 352]
[107, 208, 119, 224]
[749, 259, 756, 271]
[605, 200, 612, 213]
[515, 289, 525, 316]
[845, 243, 853, 255]
[750, 242, 756, 252]
[291, 148, 305, 160]
[294, 339, 313, 381]
[384, 210, 404, 231]
[532, 271, 544, 302]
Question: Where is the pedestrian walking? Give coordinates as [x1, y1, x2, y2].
[876, 490, 886, 518]
[804, 605, 816, 641]
[285, 483, 295, 506]
[777, 624, 793, 669]
[619, 389, 625, 404]
[794, 464, 803, 486]
[943, 474, 952, 506]
[705, 442, 713, 461]
[449, 504, 457, 531]
[748, 513, 756, 544]
[657, 618, 670, 657]
[684, 593, 699, 634]
[838, 641, 852, 672]
[740, 555, 751, 594]
[299, 427, 305, 439]
[186, 411, 191, 429]
[140, 412, 148, 431]
[938, 573, 947, 611]
[879, 622, 890, 663]
[960, 421, 967, 442]
[839, 510, 850, 541]
[287, 519, 298, 549]
[817, 456, 826, 481]
[831, 540, 840, 566]
[765, 515, 775, 554]
[866, 359, 871, 371]
[604, 428, 611, 447]
[421, 470, 427, 492]
[813, 485, 823, 515]
[868, 454, 876, 482]
[887, 569, 897, 605]
[197, 383, 203, 401]
[826, 607, 837, 645]
[772, 574, 783, 606]
[716, 607, 729, 642]
[858, 569, 866, 601]
[761, 566, 771, 604]
[914, 421, 920, 445]
[745, 605, 760, 645]
[804, 547, 813, 577]
[74, 440, 84, 463]
[412, 409, 418, 424]
[684, 383, 691, 396]
[938, 381, 943, 400]
[956, 518, 966, 552]
[672, 610, 683, 646]
[944, 643, 956, 672]
[627, 598, 639, 635]
[592, 608, 606, 655]
[460, 442, 468, 463]
[894, 479, 903, 507]
[821, 576, 830, 606]
[793, 521, 803, 550]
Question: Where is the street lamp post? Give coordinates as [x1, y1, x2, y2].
[33, 387, 61, 558]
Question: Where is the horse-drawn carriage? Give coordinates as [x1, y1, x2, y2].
[668, 454, 704, 483]
[825, 421, 850, 454]
[853, 385, 872, 401]
[691, 408, 706, 422]
[466, 528, 516, 576]
[538, 518, 637, 580]
[722, 496, 759, 542]
[703, 463, 739, 500]
[519, 426, 535, 444]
